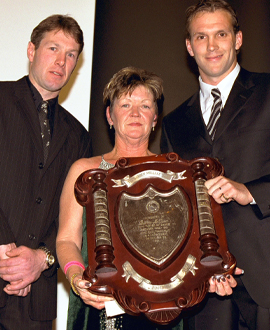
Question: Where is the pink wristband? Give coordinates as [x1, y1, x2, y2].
[64, 261, 85, 275]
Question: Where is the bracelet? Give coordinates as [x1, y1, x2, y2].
[70, 273, 81, 296]
[64, 261, 85, 275]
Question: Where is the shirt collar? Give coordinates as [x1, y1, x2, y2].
[26, 76, 57, 135]
[199, 63, 241, 105]
[26, 76, 58, 111]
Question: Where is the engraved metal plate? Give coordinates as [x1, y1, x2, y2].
[118, 186, 189, 266]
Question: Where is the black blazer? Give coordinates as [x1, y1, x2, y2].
[0, 76, 92, 320]
[161, 68, 270, 308]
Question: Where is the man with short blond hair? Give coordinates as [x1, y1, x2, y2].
[0, 15, 91, 329]
[161, 1, 270, 328]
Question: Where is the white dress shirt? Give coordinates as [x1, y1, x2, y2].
[199, 63, 241, 125]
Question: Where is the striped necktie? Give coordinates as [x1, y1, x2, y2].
[207, 88, 223, 140]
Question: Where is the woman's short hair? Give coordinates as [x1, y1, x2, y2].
[103, 67, 164, 115]
[185, 0, 240, 40]
[31, 14, 84, 55]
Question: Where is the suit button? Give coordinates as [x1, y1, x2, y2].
[39, 163, 44, 169]
[36, 197, 42, 204]
[29, 234, 36, 240]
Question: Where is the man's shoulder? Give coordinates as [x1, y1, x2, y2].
[251, 71, 270, 85]
[0, 76, 27, 86]
[163, 93, 197, 122]
[0, 76, 28, 94]
[57, 106, 91, 156]
[57, 105, 89, 141]
[58, 105, 86, 128]
[0, 80, 16, 92]
[238, 68, 270, 87]
[0, 77, 29, 103]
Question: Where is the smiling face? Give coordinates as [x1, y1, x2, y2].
[27, 29, 80, 100]
[186, 9, 242, 85]
[106, 85, 157, 144]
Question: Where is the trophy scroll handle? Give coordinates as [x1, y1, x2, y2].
[91, 172, 117, 274]
[192, 161, 223, 265]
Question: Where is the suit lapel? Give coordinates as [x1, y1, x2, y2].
[214, 68, 255, 141]
[14, 78, 44, 159]
[186, 92, 212, 145]
[45, 103, 69, 167]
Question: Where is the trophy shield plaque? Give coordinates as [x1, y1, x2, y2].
[75, 153, 236, 325]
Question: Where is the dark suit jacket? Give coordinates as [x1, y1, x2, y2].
[161, 68, 270, 308]
[0, 76, 92, 321]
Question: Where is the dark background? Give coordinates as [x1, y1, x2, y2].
[89, 0, 270, 156]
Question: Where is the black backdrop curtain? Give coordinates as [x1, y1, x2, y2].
[89, 0, 270, 156]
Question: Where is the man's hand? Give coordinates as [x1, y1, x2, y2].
[0, 244, 33, 296]
[205, 176, 253, 205]
[0, 246, 47, 295]
[0, 243, 16, 260]
[3, 282, 31, 297]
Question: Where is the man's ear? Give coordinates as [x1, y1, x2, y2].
[27, 42, 36, 62]
[235, 31, 243, 51]
[186, 39, 194, 57]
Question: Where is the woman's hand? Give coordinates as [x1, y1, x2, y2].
[208, 267, 244, 296]
[73, 274, 114, 309]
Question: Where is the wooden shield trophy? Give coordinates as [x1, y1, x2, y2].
[75, 153, 236, 325]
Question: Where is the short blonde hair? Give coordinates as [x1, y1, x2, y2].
[185, 0, 240, 40]
[103, 67, 164, 115]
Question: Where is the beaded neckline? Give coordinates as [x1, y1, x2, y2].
[99, 155, 115, 170]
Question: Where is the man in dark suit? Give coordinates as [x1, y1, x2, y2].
[0, 15, 91, 329]
[161, 0, 270, 329]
